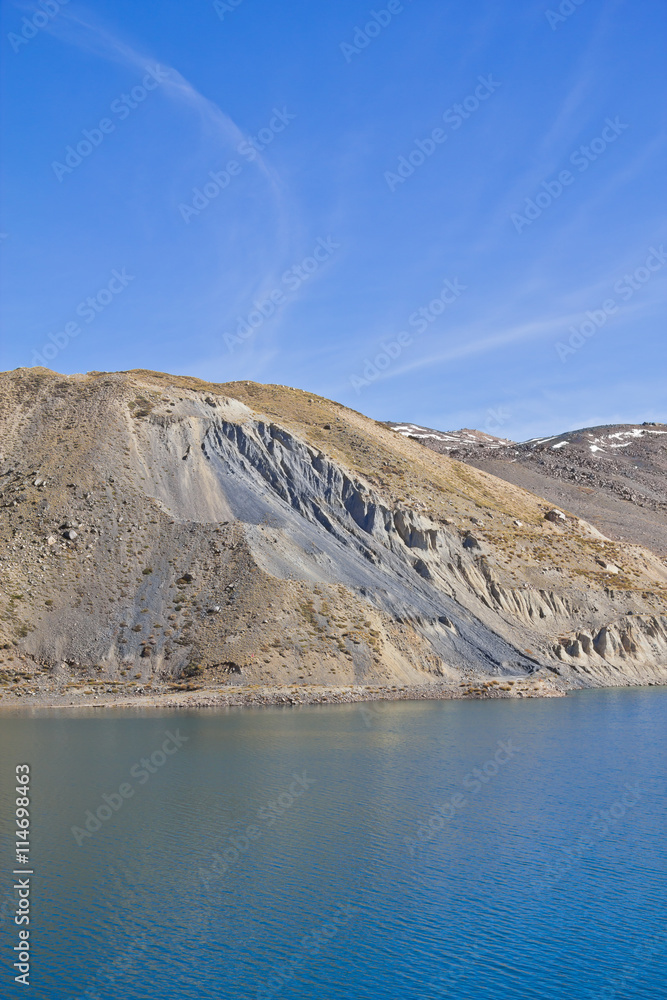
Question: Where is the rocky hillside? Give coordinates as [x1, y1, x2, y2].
[0, 368, 666, 707]
[389, 420, 667, 557]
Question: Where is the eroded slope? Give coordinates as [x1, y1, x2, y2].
[0, 368, 665, 704]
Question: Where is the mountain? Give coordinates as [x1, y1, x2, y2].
[0, 368, 665, 708]
[386, 423, 513, 453]
[388, 421, 667, 557]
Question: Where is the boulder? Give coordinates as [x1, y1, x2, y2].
[596, 559, 619, 574]
[545, 509, 566, 523]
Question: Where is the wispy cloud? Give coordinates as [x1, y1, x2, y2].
[342, 262, 665, 390]
[35, 4, 302, 337]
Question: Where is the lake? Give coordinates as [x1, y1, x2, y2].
[1, 688, 665, 999]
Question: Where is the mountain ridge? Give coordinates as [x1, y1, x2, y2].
[388, 419, 667, 556]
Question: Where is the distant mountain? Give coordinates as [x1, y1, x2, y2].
[386, 423, 513, 453]
[0, 369, 665, 708]
[388, 420, 667, 557]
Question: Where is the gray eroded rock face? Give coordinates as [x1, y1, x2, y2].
[129, 408, 667, 684]
[131, 413, 538, 674]
[551, 616, 667, 686]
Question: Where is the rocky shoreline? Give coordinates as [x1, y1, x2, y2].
[0, 675, 572, 711]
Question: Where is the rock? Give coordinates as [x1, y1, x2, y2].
[463, 534, 480, 549]
[46, 536, 57, 546]
[207, 606, 221, 614]
[578, 632, 593, 655]
[545, 509, 566, 523]
[513, 519, 523, 527]
[594, 627, 614, 658]
[62, 529, 78, 541]
[596, 559, 619, 574]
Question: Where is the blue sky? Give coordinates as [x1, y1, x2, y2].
[1, 0, 665, 440]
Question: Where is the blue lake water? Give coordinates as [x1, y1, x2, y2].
[1, 688, 666, 999]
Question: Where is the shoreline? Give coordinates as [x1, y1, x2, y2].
[0, 675, 573, 711]
[2, 676, 664, 713]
